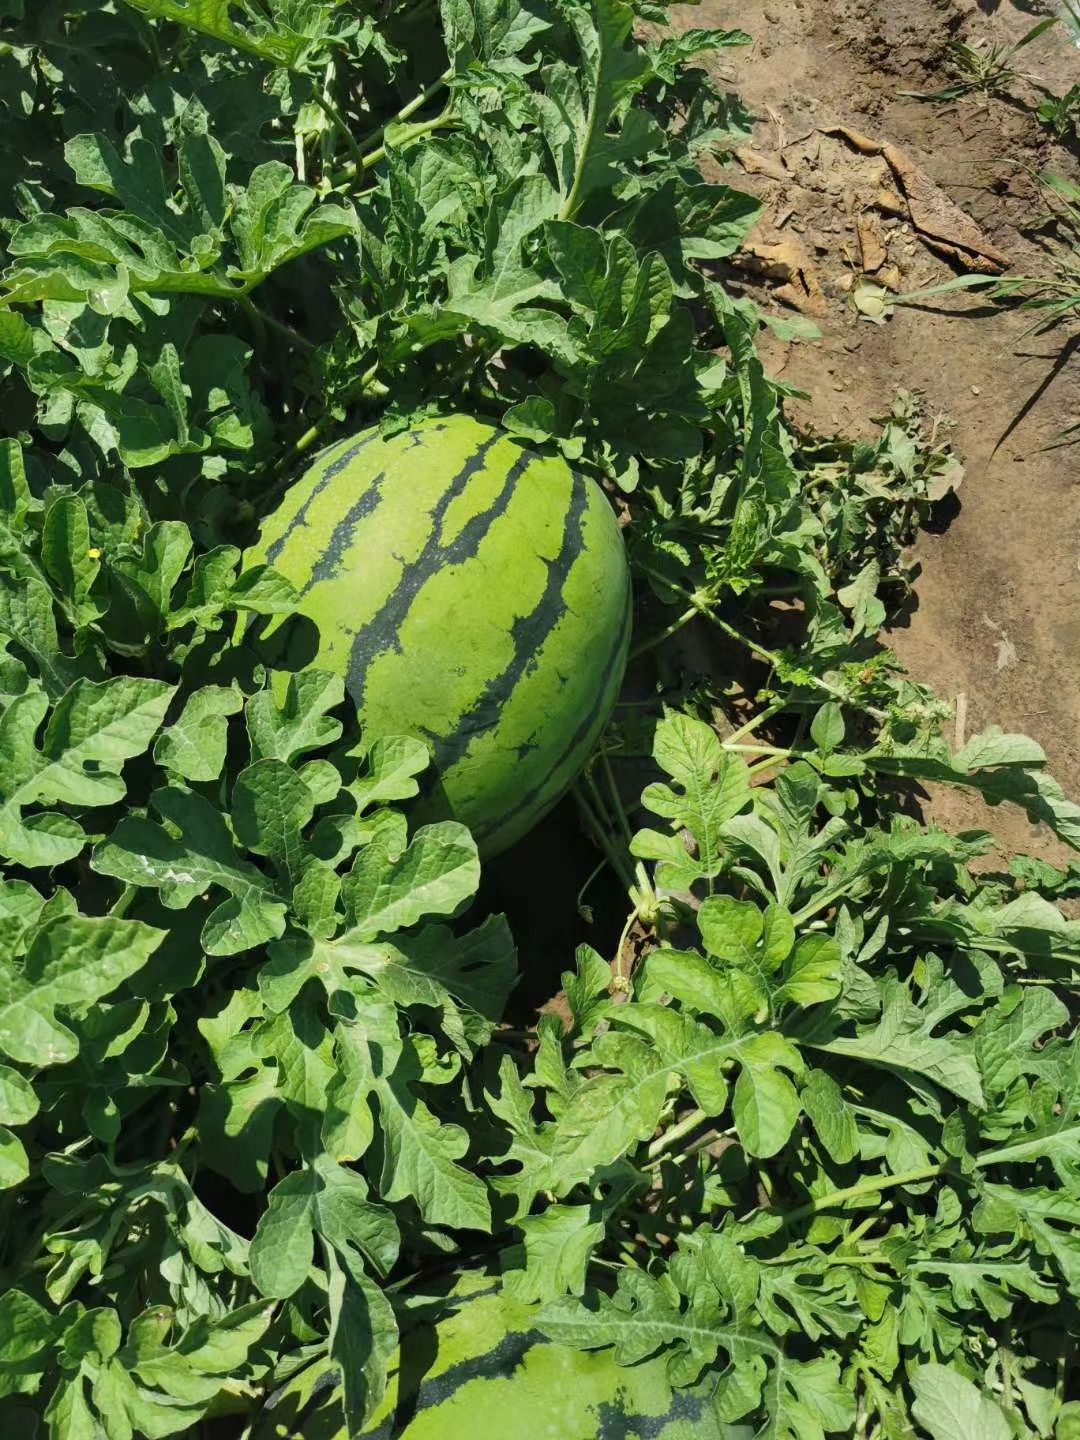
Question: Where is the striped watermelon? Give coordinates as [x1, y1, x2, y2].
[253, 1275, 724, 1438]
[356, 1275, 725, 1439]
[250, 415, 631, 855]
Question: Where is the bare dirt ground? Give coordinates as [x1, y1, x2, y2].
[684, 0, 1080, 859]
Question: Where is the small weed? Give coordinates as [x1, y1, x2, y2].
[1036, 81, 1080, 137]
[992, 172, 1080, 336]
[902, 16, 1059, 102]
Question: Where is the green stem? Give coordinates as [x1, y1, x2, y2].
[583, 766, 613, 839]
[336, 113, 457, 188]
[790, 881, 863, 927]
[109, 885, 139, 920]
[779, 1125, 1074, 1228]
[291, 424, 322, 459]
[573, 781, 635, 892]
[165, 1127, 199, 1166]
[311, 89, 364, 167]
[585, 766, 655, 915]
[635, 562, 887, 721]
[646, 1107, 709, 1161]
[611, 905, 639, 992]
[264, 358, 388, 491]
[723, 700, 786, 745]
[573, 780, 608, 852]
[712, 610, 801, 674]
[680, 1125, 734, 1164]
[627, 604, 698, 661]
[723, 742, 797, 756]
[365, 71, 451, 151]
[779, 1164, 943, 1226]
[575, 857, 608, 915]
[600, 750, 633, 847]
[634, 565, 774, 669]
[1001, 1340, 1017, 1416]
[262, 421, 329, 502]
[746, 754, 789, 778]
[240, 296, 315, 354]
[845, 1212, 885, 1247]
[327, 71, 453, 187]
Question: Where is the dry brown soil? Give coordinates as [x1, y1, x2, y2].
[683, 0, 1080, 860]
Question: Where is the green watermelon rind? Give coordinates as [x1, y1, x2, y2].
[321, 1273, 730, 1439]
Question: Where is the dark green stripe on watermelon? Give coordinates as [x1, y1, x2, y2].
[248, 414, 631, 856]
[470, 577, 632, 849]
[345, 433, 520, 710]
[303, 470, 389, 593]
[263, 430, 382, 568]
[428, 470, 590, 774]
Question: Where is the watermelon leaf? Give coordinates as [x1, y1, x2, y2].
[0, 915, 163, 1069]
[117, 0, 348, 69]
[350, 734, 430, 813]
[0, 461, 505, 1416]
[0, 1065, 36, 1188]
[249, 1153, 399, 1299]
[544, 1031, 671, 1189]
[909, 1366, 1012, 1440]
[375, 1049, 493, 1233]
[246, 670, 345, 764]
[342, 821, 481, 938]
[153, 684, 244, 782]
[91, 786, 289, 956]
[632, 711, 753, 893]
[539, 1258, 856, 1439]
[504, 1203, 605, 1305]
[0, 677, 175, 867]
[555, 0, 653, 221]
[325, 1246, 399, 1433]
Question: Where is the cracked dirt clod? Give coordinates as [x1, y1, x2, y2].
[734, 237, 828, 315]
[875, 187, 907, 216]
[829, 125, 1010, 271]
[857, 211, 889, 271]
[735, 146, 789, 181]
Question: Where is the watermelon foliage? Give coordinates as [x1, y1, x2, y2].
[249, 414, 631, 856]
[0, 4, 1078, 1440]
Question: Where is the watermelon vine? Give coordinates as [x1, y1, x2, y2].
[0, 3, 1077, 1439]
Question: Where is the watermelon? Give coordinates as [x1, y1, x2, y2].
[250, 414, 631, 855]
[362, 1276, 725, 1439]
[257, 1273, 726, 1439]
